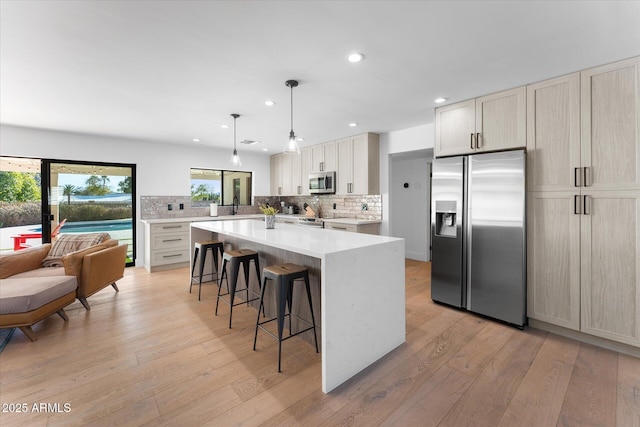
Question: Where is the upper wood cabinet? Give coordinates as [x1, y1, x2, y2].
[311, 141, 337, 172]
[271, 152, 304, 196]
[527, 57, 640, 192]
[336, 133, 380, 195]
[435, 86, 526, 158]
[527, 73, 581, 192]
[299, 147, 312, 196]
[270, 154, 283, 196]
[581, 57, 640, 190]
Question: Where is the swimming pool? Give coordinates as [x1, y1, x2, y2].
[29, 219, 133, 234]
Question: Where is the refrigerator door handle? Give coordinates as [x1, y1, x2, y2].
[574, 195, 582, 214]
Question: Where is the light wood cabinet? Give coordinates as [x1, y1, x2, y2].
[144, 222, 191, 272]
[527, 73, 581, 192]
[336, 133, 380, 195]
[527, 56, 640, 347]
[435, 86, 526, 158]
[580, 190, 640, 346]
[300, 147, 312, 196]
[311, 141, 337, 172]
[581, 57, 640, 190]
[270, 154, 283, 196]
[527, 192, 581, 330]
[271, 152, 303, 196]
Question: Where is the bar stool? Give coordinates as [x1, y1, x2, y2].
[216, 249, 262, 328]
[253, 263, 318, 372]
[190, 240, 224, 300]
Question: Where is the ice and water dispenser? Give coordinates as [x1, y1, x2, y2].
[435, 200, 457, 238]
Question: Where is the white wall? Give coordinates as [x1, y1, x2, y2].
[379, 123, 434, 244]
[390, 153, 430, 261]
[0, 124, 271, 265]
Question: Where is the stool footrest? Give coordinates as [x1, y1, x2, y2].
[216, 288, 261, 308]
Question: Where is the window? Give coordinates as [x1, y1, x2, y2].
[190, 168, 252, 206]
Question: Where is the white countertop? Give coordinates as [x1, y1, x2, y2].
[141, 214, 262, 224]
[192, 219, 401, 259]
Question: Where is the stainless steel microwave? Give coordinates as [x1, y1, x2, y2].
[309, 171, 336, 194]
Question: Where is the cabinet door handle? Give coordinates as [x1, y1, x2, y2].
[162, 238, 183, 242]
[574, 168, 581, 187]
[583, 167, 591, 187]
[583, 195, 590, 215]
[163, 253, 183, 258]
[470, 133, 475, 150]
[574, 195, 581, 215]
[476, 132, 481, 149]
[162, 225, 182, 229]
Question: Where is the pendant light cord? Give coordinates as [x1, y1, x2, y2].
[290, 84, 294, 133]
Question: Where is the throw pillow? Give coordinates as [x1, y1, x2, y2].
[42, 233, 111, 267]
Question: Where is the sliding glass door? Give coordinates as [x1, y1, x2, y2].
[42, 160, 136, 266]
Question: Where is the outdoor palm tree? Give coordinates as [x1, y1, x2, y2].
[100, 175, 110, 190]
[61, 184, 76, 205]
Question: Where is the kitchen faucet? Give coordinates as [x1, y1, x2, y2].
[232, 196, 239, 215]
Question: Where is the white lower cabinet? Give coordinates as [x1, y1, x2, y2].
[144, 222, 191, 272]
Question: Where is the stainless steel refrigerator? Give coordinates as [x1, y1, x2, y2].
[431, 150, 526, 327]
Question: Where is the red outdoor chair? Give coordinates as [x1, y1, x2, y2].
[11, 219, 67, 251]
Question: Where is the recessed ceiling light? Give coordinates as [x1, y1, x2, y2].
[193, 138, 200, 142]
[221, 124, 229, 129]
[262, 148, 269, 152]
[264, 100, 275, 106]
[434, 97, 447, 104]
[296, 137, 304, 142]
[348, 52, 364, 63]
[349, 122, 358, 127]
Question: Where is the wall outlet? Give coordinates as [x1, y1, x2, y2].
[361, 203, 368, 211]
[179, 203, 184, 210]
[168, 204, 173, 211]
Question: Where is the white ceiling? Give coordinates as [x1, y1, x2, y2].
[1, 1, 639, 155]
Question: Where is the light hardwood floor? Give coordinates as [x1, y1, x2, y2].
[0, 260, 638, 426]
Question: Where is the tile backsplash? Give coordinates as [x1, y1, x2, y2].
[254, 194, 382, 220]
[140, 195, 260, 219]
[141, 194, 382, 220]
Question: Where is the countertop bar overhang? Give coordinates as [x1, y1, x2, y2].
[191, 220, 406, 393]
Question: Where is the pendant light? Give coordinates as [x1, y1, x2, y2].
[284, 79, 300, 153]
[230, 113, 241, 167]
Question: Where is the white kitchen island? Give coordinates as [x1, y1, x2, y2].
[191, 220, 405, 393]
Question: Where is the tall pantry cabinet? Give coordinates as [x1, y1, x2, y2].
[527, 56, 640, 347]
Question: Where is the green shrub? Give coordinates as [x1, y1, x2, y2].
[0, 202, 132, 227]
[59, 204, 132, 222]
[0, 202, 41, 227]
